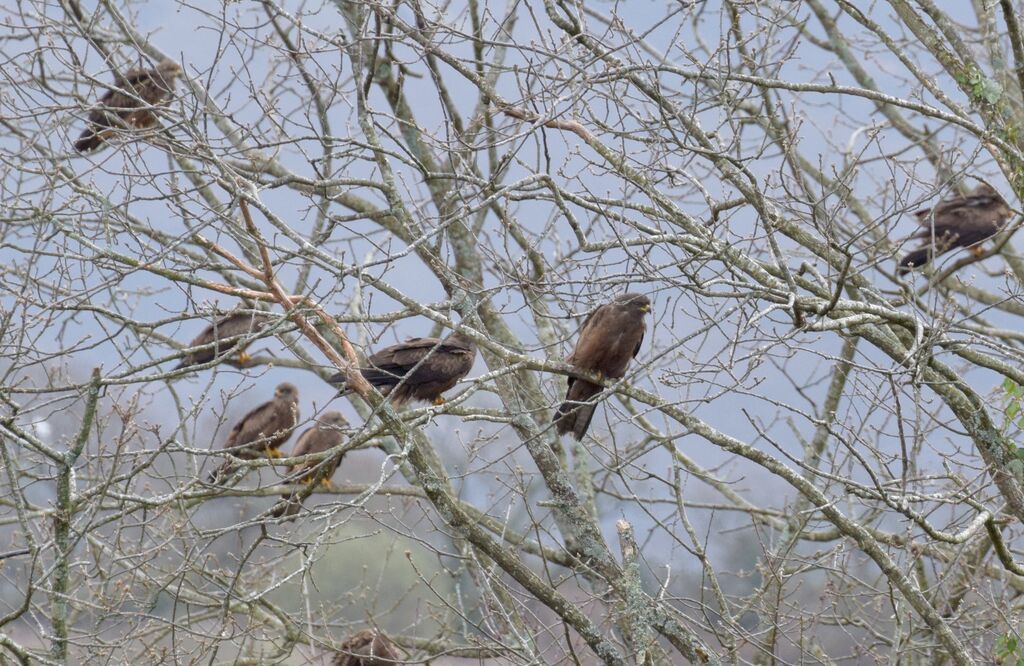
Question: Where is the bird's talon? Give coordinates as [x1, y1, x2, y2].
[432, 396, 446, 406]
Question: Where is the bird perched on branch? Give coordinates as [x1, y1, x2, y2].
[331, 630, 403, 666]
[74, 59, 183, 153]
[898, 182, 1013, 273]
[270, 411, 348, 519]
[208, 383, 299, 484]
[175, 311, 273, 370]
[554, 293, 650, 440]
[328, 330, 476, 406]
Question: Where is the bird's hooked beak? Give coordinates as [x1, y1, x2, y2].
[639, 303, 651, 313]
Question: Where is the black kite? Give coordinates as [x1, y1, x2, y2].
[328, 330, 476, 405]
[176, 311, 273, 370]
[898, 182, 1013, 272]
[208, 382, 299, 484]
[75, 59, 183, 153]
[270, 411, 348, 519]
[553, 293, 650, 440]
[331, 630, 403, 666]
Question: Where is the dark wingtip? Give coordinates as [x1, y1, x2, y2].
[554, 380, 601, 440]
[74, 131, 102, 153]
[898, 247, 932, 274]
[572, 403, 597, 440]
[553, 402, 585, 440]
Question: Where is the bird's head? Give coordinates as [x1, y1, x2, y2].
[971, 181, 998, 197]
[445, 328, 477, 348]
[319, 411, 348, 429]
[615, 293, 652, 315]
[156, 59, 183, 78]
[968, 180, 1012, 217]
[275, 383, 299, 401]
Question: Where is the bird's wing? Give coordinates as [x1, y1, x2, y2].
[90, 67, 156, 109]
[117, 67, 173, 104]
[88, 87, 142, 123]
[284, 426, 317, 473]
[120, 67, 157, 87]
[914, 190, 1007, 231]
[214, 312, 271, 340]
[911, 208, 969, 241]
[415, 349, 471, 384]
[566, 304, 610, 366]
[180, 313, 267, 366]
[366, 337, 444, 372]
[633, 326, 646, 359]
[334, 631, 401, 665]
[193, 312, 270, 347]
[438, 339, 475, 355]
[185, 323, 217, 351]
[224, 399, 289, 449]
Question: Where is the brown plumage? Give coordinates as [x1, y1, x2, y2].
[554, 293, 650, 440]
[898, 182, 1013, 273]
[74, 59, 182, 153]
[208, 383, 299, 484]
[331, 630, 403, 666]
[175, 311, 273, 370]
[270, 411, 348, 519]
[328, 330, 476, 406]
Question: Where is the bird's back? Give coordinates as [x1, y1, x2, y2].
[225, 397, 296, 453]
[569, 305, 644, 378]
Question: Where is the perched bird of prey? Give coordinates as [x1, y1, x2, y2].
[898, 182, 1013, 273]
[270, 411, 348, 519]
[331, 630, 403, 666]
[208, 383, 299, 484]
[328, 330, 476, 406]
[74, 59, 183, 153]
[553, 293, 650, 440]
[175, 311, 274, 370]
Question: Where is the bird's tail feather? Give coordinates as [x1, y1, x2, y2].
[329, 371, 397, 399]
[898, 246, 934, 273]
[553, 380, 602, 440]
[328, 372, 369, 393]
[359, 369, 399, 386]
[74, 130, 103, 153]
[327, 372, 353, 394]
[566, 403, 597, 441]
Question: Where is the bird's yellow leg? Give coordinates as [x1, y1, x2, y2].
[432, 396, 447, 406]
[320, 478, 335, 489]
[266, 447, 283, 459]
[237, 347, 251, 366]
[970, 245, 987, 258]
